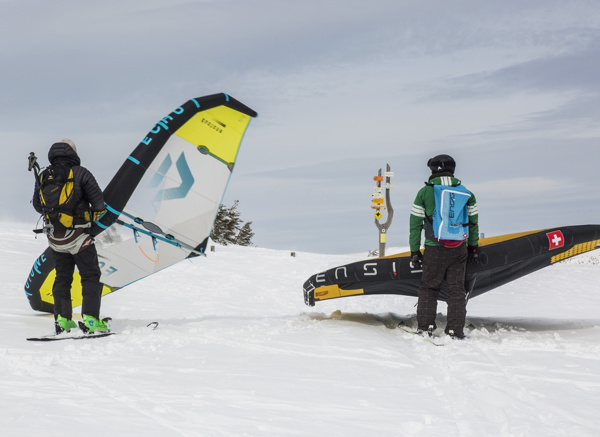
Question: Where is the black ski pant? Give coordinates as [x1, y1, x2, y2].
[416, 243, 468, 335]
[52, 244, 102, 320]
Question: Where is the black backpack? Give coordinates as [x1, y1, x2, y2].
[38, 165, 75, 230]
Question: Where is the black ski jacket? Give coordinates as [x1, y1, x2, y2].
[32, 142, 105, 225]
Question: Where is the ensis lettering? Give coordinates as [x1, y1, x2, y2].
[363, 262, 378, 276]
[334, 267, 348, 280]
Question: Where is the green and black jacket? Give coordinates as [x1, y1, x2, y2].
[409, 172, 479, 253]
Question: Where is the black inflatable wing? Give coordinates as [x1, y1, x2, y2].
[303, 225, 600, 306]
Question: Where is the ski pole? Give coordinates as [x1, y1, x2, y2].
[28, 152, 40, 180]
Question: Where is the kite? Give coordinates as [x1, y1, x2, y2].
[303, 225, 600, 306]
[25, 93, 257, 313]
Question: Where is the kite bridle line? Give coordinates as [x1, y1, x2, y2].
[132, 228, 160, 263]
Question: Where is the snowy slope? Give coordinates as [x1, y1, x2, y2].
[1, 222, 600, 437]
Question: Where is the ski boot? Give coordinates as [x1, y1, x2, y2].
[79, 315, 110, 334]
[417, 324, 436, 337]
[55, 315, 77, 334]
[446, 329, 466, 340]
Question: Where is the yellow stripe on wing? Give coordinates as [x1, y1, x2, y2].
[40, 269, 116, 309]
[551, 240, 600, 264]
[314, 284, 364, 301]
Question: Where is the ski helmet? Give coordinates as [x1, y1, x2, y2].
[427, 154, 456, 174]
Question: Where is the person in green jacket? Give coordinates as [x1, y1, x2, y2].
[409, 154, 479, 339]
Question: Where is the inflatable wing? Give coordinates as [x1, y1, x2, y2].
[25, 93, 257, 313]
[303, 225, 600, 306]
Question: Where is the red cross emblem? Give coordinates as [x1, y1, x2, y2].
[546, 230, 565, 250]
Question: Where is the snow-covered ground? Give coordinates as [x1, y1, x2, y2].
[1, 222, 599, 436]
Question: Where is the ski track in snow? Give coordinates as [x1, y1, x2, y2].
[1, 222, 600, 436]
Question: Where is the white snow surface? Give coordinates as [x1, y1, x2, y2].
[2, 222, 600, 437]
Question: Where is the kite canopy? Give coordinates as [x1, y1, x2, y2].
[303, 225, 600, 306]
[25, 93, 257, 313]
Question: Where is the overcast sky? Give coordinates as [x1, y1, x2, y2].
[3, 0, 599, 254]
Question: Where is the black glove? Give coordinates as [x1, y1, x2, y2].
[410, 251, 423, 269]
[467, 245, 479, 264]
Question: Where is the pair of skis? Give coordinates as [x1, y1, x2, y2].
[400, 326, 445, 347]
[400, 324, 469, 346]
[27, 331, 114, 342]
[27, 321, 159, 342]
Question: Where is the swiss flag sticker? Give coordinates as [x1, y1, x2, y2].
[546, 230, 565, 250]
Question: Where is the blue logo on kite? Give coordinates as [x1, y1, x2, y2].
[150, 152, 194, 201]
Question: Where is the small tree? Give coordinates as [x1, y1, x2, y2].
[211, 200, 254, 246]
[221, 200, 241, 245]
[210, 204, 229, 245]
[236, 221, 254, 246]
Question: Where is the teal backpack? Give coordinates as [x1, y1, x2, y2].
[431, 184, 472, 241]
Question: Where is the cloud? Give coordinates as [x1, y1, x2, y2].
[5, 0, 600, 254]
[426, 40, 600, 102]
[471, 176, 580, 203]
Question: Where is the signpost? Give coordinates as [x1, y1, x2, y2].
[371, 163, 394, 257]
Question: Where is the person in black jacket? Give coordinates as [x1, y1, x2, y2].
[32, 139, 109, 334]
